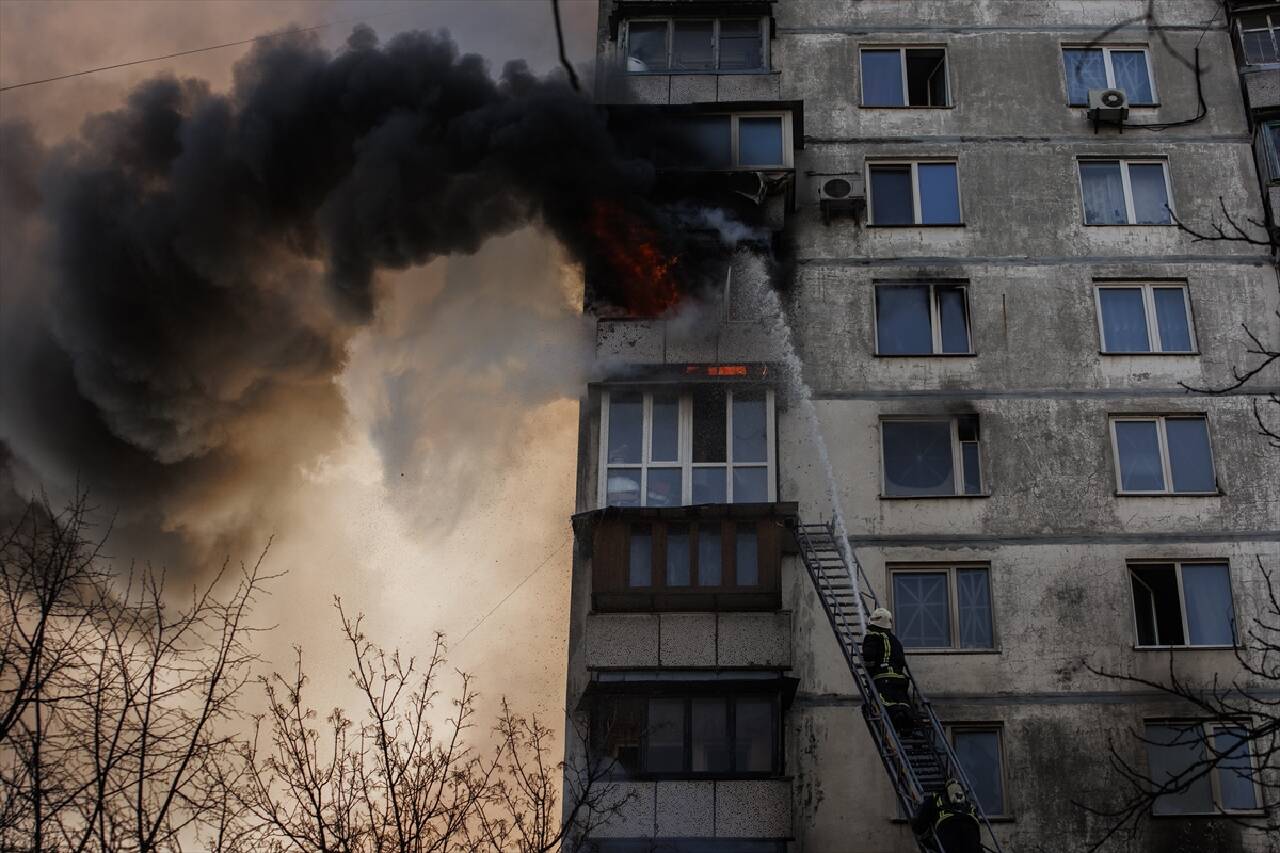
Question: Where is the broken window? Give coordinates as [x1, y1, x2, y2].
[1130, 561, 1236, 647]
[1095, 283, 1195, 353]
[949, 726, 1008, 817]
[602, 388, 775, 506]
[1146, 722, 1261, 814]
[1239, 11, 1280, 64]
[1079, 160, 1172, 225]
[881, 415, 983, 497]
[875, 283, 971, 355]
[891, 565, 994, 649]
[861, 47, 949, 107]
[1110, 415, 1217, 494]
[868, 162, 961, 225]
[624, 18, 766, 73]
[1062, 46, 1155, 105]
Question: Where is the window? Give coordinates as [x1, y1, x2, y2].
[1145, 722, 1261, 814]
[1110, 415, 1217, 494]
[1062, 46, 1156, 105]
[593, 693, 780, 777]
[881, 416, 983, 497]
[868, 161, 961, 225]
[1079, 160, 1172, 225]
[1095, 284, 1195, 353]
[948, 726, 1008, 817]
[890, 565, 994, 649]
[626, 521, 764, 592]
[861, 47, 950, 107]
[1129, 561, 1236, 647]
[1239, 11, 1280, 64]
[624, 18, 766, 73]
[674, 113, 791, 169]
[601, 388, 775, 506]
[1260, 121, 1280, 183]
[875, 283, 971, 355]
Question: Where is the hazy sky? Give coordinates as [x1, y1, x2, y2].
[0, 0, 600, 735]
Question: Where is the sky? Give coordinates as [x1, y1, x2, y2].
[0, 0, 600, 740]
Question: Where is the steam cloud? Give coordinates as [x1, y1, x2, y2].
[0, 25, 721, 565]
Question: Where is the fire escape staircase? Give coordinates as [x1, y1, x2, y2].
[792, 519, 1006, 853]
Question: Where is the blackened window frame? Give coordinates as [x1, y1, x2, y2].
[879, 415, 986, 498]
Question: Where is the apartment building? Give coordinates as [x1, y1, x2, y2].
[564, 2, 1280, 851]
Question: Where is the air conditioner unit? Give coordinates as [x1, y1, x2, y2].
[818, 174, 866, 224]
[1088, 88, 1129, 131]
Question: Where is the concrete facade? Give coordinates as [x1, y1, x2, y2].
[567, 2, 1280, 852]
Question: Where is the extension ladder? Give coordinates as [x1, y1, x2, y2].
[792, 519, 1006, 853]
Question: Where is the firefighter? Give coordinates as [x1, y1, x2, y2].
[861, 607, 916, 734]
[912, 779, 982, 853]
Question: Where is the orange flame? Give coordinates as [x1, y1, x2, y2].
[588, 200, 682, 317]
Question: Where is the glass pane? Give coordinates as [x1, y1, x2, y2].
[1153, 288, 1193, 352]
[1129, 163, 1172, 224]
[1181, 562, 1235, 646]
[1214, 726, 1258, 810]
[733, 467, 769, 502]
[651, 394, 679, 461]
[1111, 50, 1154, 103]
[718, 20, 763, 70]
[882, 420, 956, 496]
[692, 467, 727, 503]
[690, 699, 730, 772]
[626, 21, 668, 72]
[692, 387, 727, 463]
[861, 49, 905, 106]
[698, 525, 722, 586]
[646, 699, 685, 773]
[607, 469, 642, 506]
[734, 698, 773, 772]
[646, 468, 682, 507]
[961, 443, 982, 495]
[876, 286, 933, 354]
[607, 393, 643, 463]
[732, 392, 768, 462]
[738, 117, 784, 166]
[629, 527, 652, 587]
[957, 569, 993, 648]
[905, 48, 947, 107]
[917, 163, 961, 224]
[1098, 288, 1151, 352]
[735, 528, 758, 585]
[937, 286, 970, 353]
[1165, 417, 1215, 493]
[672, 20, 714, 70]
[1063, 48, 1106, 104]
[1243, 29, 1275, 64]
[1114, 420, 1164, 491]
[869, 165, 915, 224]
[1132, 564, 1185, 645]
[667, 525, 690, 586]
[892, 572, 951, 648]
[1080, 161, 1127, 224]
[953, 731, 1005, 815]
[682, 116, 732, 168]
[1147, 724, 1213, 815]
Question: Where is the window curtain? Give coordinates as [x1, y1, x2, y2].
[1080, 162, 1127, 224]
[1110, 51, 1154, 102]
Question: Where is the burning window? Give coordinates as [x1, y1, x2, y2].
[601, 388, 775, 507]
[623, 18, 767, 73]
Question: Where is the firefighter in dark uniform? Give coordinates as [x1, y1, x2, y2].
[861, 607, 916, 734]
[912, 779, 982, 853]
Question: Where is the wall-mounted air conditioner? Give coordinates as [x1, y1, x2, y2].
[818, 175, 866, 224]
[1088, 88, 1130, 132]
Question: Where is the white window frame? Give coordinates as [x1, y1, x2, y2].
[599, 387, 777, 507]
[1077, 158, 1175, 225]
[866, 160, 963, 225]
[873, 282, 973, 355]
[1127, 560, 1237, 649]
[1062, 44, 1158, 104]
[945, 723, 1011, 818]
[879, 415, 983, 497]
[1144, 720, 1265, 815]
[1093, 282, 1197, 353]
[1108, 414, 1218, 495]
[1238, 10, 1280, 65]
[622, 17, 770, 73]
[888, 563, 996, 651]
[858, 45, 952, 108]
